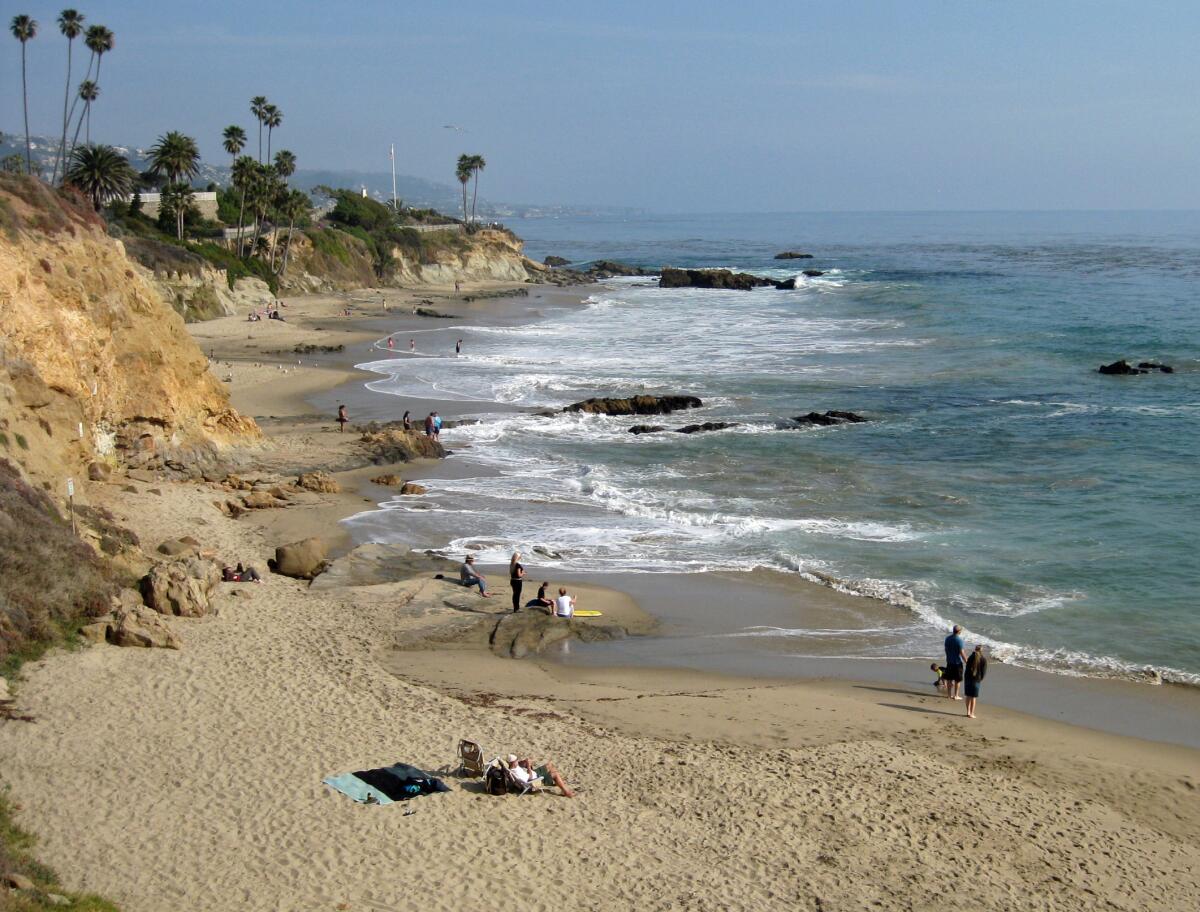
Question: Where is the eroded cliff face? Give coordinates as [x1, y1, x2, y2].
[0, 175, 259, 489]
[390, 228, 537, 286]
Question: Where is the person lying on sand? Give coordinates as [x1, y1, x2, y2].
[506, 754, 574, 798]
[221, 563, 262, 584]
[459, 555, 492, 596]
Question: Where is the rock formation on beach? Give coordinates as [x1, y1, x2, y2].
[563, 395, 703, 416]
[1098, 359, 1174, 375]
[659, 267, 795, 291]
[791, 411, 869, 426]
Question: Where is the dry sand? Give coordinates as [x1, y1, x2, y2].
[2, 283, 1199, 912]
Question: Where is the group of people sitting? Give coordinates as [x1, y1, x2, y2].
[458, 553, 578, 617]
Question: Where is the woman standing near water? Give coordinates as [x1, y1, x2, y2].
[509, 552, 525, 612]
[964, 645, 988, 719]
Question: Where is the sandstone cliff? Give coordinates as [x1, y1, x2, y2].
[0, 175, 259, 489]
[123, 235, 276, 321]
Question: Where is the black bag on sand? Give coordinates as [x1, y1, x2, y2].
[485, 763, 507, 796]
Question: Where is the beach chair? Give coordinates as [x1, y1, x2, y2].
[457, 739, 487, 778]
[502, 762, 543, 796]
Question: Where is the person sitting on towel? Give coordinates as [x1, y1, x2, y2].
[506, 754, 574, 798]
[553, 587, 575, 618]
[459, 555, 492, 597]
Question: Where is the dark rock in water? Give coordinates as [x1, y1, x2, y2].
[676, 422, 739, 434]
[774, 251, 814, 259]
[1098, 359, 1147, 375]
[543, 255, 572, 267]
[1136, 361, 1175, 373]
[628, 424, 667, 435]
[776, 278, 797, 290]
[660, 267, 789, 291]
[587, 260, 650, 278]
[415, 306, 456, 318]
[564, 395, 703, 416]
[533, 545, 564, 559]
[792, 411, 868, 427]
[802, 269, 825, 277]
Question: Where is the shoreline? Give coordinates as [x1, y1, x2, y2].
[299, 282, 1200, 746]
[3, 280, 1198, 910]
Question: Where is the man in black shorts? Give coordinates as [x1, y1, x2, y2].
[943, 624, 967, 701]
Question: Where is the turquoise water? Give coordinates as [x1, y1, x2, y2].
[350, 211, 1200, 683]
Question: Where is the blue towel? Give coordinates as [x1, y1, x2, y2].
[322, 773, 393, 805]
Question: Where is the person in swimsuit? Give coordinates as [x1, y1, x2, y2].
[337, 404, 348, 433]
[456, 339, 463, 355]
[509, 552, 525, 612]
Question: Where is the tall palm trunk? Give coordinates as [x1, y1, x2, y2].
[471, 173, 480, 223]
[236, 187, 247, 257]
[52, 38, 75, 185]
[461, 182, 469, 224]
[279, 216, 296, 276]
[20, 43, 31, 174]
[267, 127, 273, 161]
[85, 103, 91, 144]
[65, 52, 96, 162]
[257, 122, 262, 163]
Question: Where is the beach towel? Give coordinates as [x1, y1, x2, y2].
[323, 762, 450, 805]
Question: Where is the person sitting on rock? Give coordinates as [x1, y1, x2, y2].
[505, 754, 574, 798]
[553, 587, 575, 618]
[459, 555, 492, 597]
[526, 581, 554, 611]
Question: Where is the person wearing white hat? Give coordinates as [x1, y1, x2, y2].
[506, 754, 574, 797]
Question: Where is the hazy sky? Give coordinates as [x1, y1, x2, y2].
[3, 0, 1199, 211]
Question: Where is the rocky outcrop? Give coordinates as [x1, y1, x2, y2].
[488, 611, 626, 659]
[564, 395, 703, 416]
[359, 427, 447, 463]
[296, 470, 341, 493]
[792, 411, 868, 427]
[399, 482, 427, 495]
[628, 424, 667, 435]
[660, 268, 793, 291]
[123, 236, 274, 321]
[140, 557, 222, 617]
[1098, 359, 1174, 375]
[775, 251, 814, 259]
[82, 589, 182, 650]
[543, 255, 572, 267]
[0, 175, 259, 490]
[677, 422, 739, 434]
[270, 537, 328, 580]
[803, 269, 825, 277]
[371, 473, 404, 486]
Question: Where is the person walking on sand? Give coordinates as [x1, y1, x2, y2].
[337, 404, 349, 433]
[943, 624, 967, 701]
[424, 412, 435, 437]
[509, 552, 525, 612]
[964, 645, 988, 719]
[456, 338, 463, 355]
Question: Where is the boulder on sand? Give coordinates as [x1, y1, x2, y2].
[140, 558, 222, 617]
[564, 395, 702, 416]
[792, 411, 868, 427]
[358, 428, 446, 463]
[296, 471, 341, 493]
[270, 537, 328, 580]
[774, 251, 814, 259]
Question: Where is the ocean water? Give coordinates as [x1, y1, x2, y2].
[346, 211, 1200, 684]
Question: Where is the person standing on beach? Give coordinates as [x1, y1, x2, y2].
[402, 410, 412, 431]
[432, 412, 442, 440]
[337, 404, 348, 433]
[964, 645, 988, 719]
[387, 336, 394, 350]
[456, 338, 462, 355]
[509, 552, 525, 612]
[424, 412, 435, 437]
[943, 624, 967, 701]
[409, 338, 415, 352]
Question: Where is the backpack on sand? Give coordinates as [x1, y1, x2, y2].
[484, 763, 507, 796]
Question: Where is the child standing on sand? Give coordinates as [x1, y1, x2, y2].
[337, 404, 348, 433]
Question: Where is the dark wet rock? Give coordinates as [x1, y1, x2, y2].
[1136, 361, 1174, 373]
[564, 395, 703, 416]
[588, 260, 650, 277]
[803, 269, 825, 277]
[776, 278, 797, 290]
[660, 267, 789, 291]
[775, 251, 814, 259]
[792, 411, 869, 427]
[544, 255, 572, 267]
[1098, 359, 1147, 375]
[676, 422, 739, 434]
[488, 611, 627, 659]
[628, 424, 667, 435]
[292, 343, 345, 354]
[533, 545, 565, 559]
[415, 307, 457, 318]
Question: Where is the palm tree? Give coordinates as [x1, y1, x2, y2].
[65, 143, 134, 210]
[250, 96, 268, 161]
[67, 80, 97, 154]
[468, 154, 486, 223]
[277, 189, 309, 277]
[222, 125, 246, 163]
[52, 9, 85, 185]
[263, 105, 282, 160]
[148, 131, 200, 239]
[456, 154, 472, 224]
[248, 164, 279, 259]
[231, 154, 256, 257]
[66, 24, 112, 161]
[273, 149, 296, 180]
[10, 15, 38, 175]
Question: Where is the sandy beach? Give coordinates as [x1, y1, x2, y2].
[3, 281, 1199, 912]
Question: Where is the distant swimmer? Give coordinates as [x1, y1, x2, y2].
[387, 336, 394, 350]
[456, 338, 463, 355]
[409, 338, 416, 352]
